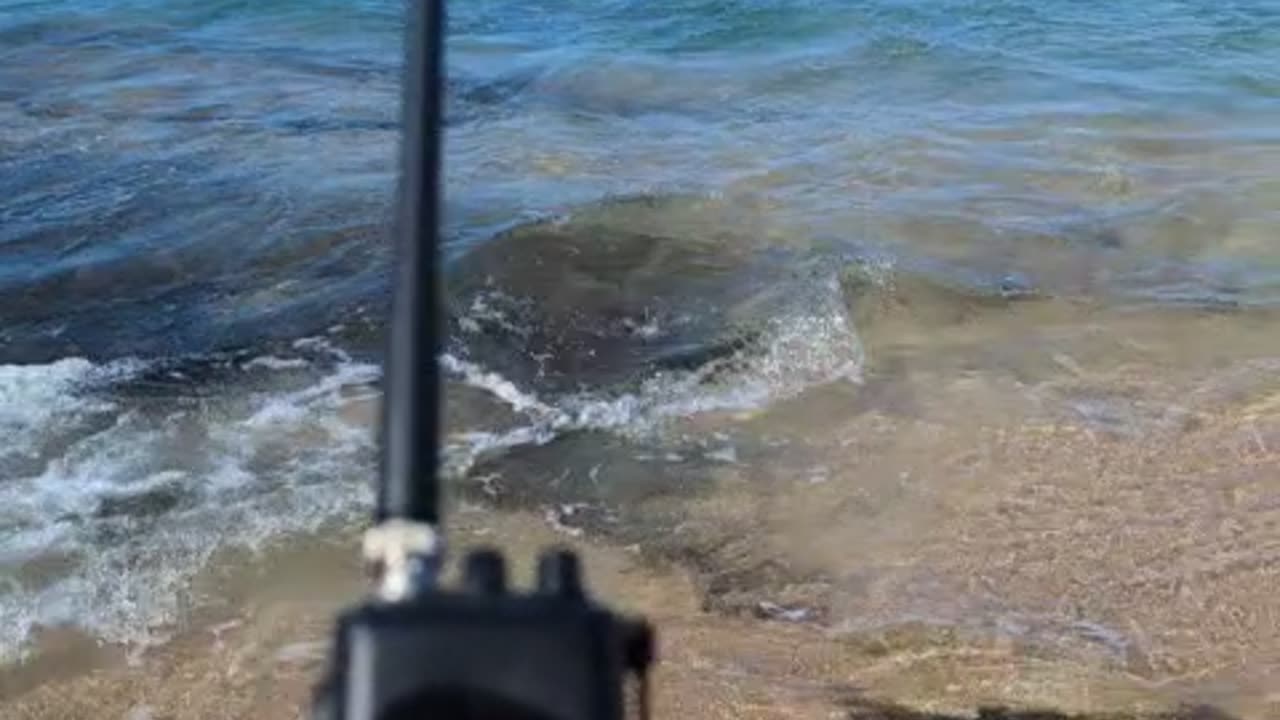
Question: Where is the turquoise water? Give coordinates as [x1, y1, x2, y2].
[1, 0, 1279, 672]
[2, 0, 1278, 362]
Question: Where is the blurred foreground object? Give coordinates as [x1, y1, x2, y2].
[312, 2, 653, 719]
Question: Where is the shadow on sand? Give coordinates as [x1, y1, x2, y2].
[841, 697, 1237, 720]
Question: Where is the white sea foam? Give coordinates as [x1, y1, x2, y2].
[243, 355, 310, 371]
[0, 357, 142, 469]
[441, 280, 863, 477]
[0, 280, 860, 660]
[0, 352, 377, 662]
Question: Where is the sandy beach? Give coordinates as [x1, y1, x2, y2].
[4, 302, 1278, 719]
[0, 513, 1234, 720]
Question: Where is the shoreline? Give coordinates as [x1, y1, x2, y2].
[1, 503, 1269, 720]
[3, 305, 1279, 719]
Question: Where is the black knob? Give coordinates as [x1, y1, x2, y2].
[536, 548, 583, 599]
[463, 548, 507, 595]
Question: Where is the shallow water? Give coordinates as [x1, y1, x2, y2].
[1, 0, 1279, 715]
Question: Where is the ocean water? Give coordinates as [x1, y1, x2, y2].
[1, 0, 1279, 695]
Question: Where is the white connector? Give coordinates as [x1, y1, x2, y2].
[363, 519, 443, 602]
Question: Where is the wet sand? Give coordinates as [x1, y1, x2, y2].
[3, 305, 1279, 720]
[0, 512, 1228, 720]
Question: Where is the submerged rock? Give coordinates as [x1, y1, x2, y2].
[838, 259, 1045, 336]
[447, 194, 800, 392]
[446, 192, 1059, 394]
[94, 480, 188, 520]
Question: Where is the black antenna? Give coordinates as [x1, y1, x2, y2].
[379, 0, 445, 525]
[314, 6, 655, 715]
